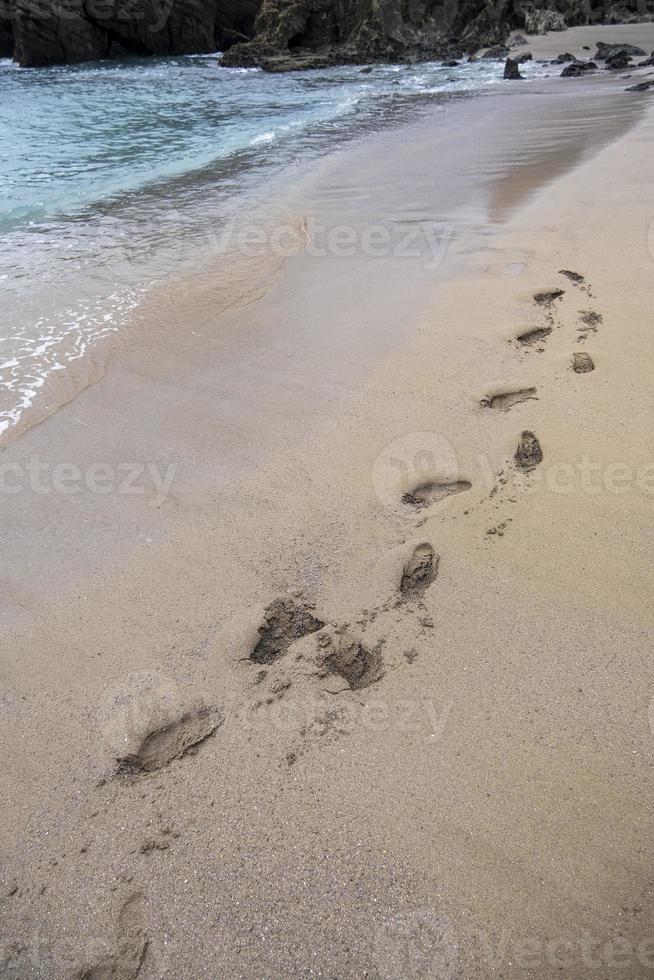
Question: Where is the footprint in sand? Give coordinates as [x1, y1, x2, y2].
[559, 269, 584, 284]
[319, 631, 384, 692]
[74, 893, 149, 979]
[100, 672, 223, 777]
[400, 543, 439, 602]
[251, 598, 325, 665]
[115, 706, 221, 776]
[534, 288, 565, 308]
[514, 430, 543, 471]
[401, 479, 471, 510]
[572, 352, 595, 373]
[559, 269, 593, 296]
[577, 310, 602, 341]
[514, 326, 553, 349]
[481, 387, 537, 411]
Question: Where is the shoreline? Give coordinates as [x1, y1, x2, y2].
[4, 58, 652, 449]
[4, 21, 654, 449]
[2, 29, 654, 978]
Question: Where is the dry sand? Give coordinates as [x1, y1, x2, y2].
[1, 27, 654, 979]
[509, 21, 654, 59]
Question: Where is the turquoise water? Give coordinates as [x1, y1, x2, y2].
[0, 52, 548, 438]
[0, 53, 537, 231]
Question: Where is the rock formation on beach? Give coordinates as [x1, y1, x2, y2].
[221, 0, 652, 69]
[3, 0, 261, 67]
[1, 0, 651, 67]
[504, 54, 524, 77]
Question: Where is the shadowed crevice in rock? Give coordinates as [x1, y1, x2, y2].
[251, 598, 325, 664]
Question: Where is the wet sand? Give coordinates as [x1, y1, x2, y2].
[2, 28, 654, 979]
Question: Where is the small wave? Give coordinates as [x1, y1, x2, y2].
[0, 286, 145, 440]
[0, 52, 533, 440]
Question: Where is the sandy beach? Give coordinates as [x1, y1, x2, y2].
[2, 25, 654, 979]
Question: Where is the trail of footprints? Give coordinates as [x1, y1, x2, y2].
[73, 267, 601, 939]
[477, 269, 600, 534]
[240, 273, 600, 733]
[34, 267, 605, 977]
[110, 270, 602, 778]
[511, 270, 599, 372]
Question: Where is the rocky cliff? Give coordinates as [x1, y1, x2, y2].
[1, 0, 648, 68]
[2, 0, 260, 67]
[222, 0, 649, 68]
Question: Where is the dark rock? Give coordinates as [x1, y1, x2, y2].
[259, 52, 334, 71]
[605, 51, 632, 68]
[626, 78, 654, 91]
[223, 0, 471, 69]
[508, 33, 528, 46]
[238, 0, 603, 73]
[442, 59, 460, 66]
[561, 59, 597, 76]
[595, 41, 646, 58]
[522, 7, 566, 33]
[484, 45, 510, 59]
[0, 6, 13, 58]
[10, 0, 651, 70]
[555, 51, 575, 61]
[637, 55, 654, 67]
[515, 51, 532, 62]
[12, 0, 261, 67]
[226, 0, 652, 70]
[504, 56, 524, 78]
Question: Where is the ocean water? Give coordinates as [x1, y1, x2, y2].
[0, 52, 549, 439]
